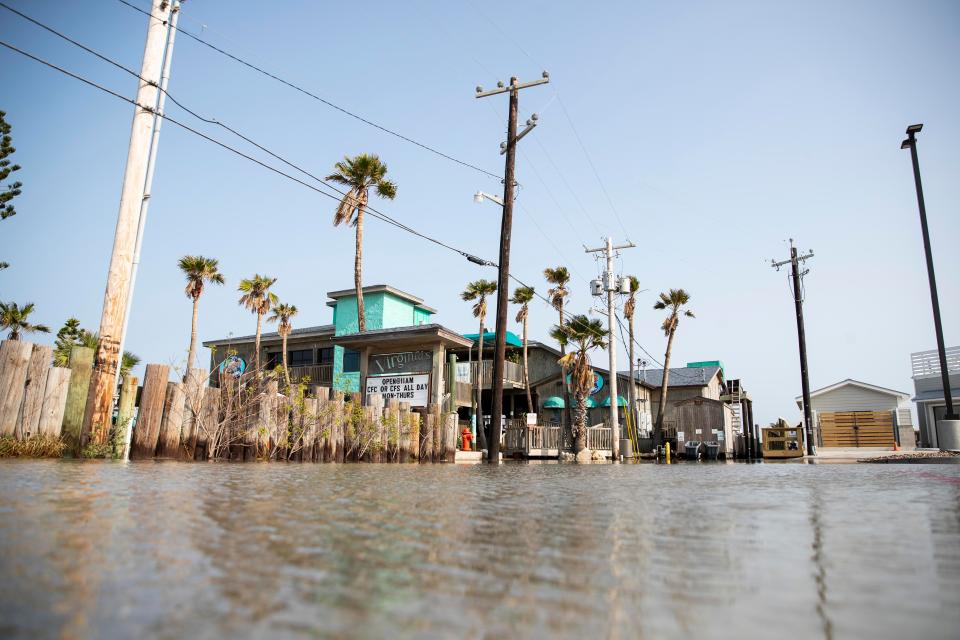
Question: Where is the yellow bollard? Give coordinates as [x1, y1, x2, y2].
[665, 441, 671, 464]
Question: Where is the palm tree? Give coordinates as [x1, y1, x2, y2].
[554, 314, 607, 455]
[268, 302, 298, 389]
[0, 302, 50, 340]
[326, 153, 397, 333]
[178, 255, 225, 373]
[461, 279, 497, 450]
[544, 266, 573, 441]
[622, 276, 640, 434]
[653, 288, 695, 446]
[238, 274, 278, 373]
[510, 286, 536, 415]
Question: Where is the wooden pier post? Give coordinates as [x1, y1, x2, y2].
[332, 391, 345, 463]
[0, 340, 35, 437]
[18, 344, 53, 439]
[180, 368, 206, 460]
[444, 413, 457, 462]
[130, 364, 169, 459]
[38, 367, 71, 438]
[156, 381, 185, 458]
[196, 386, 220, 460]
[61, 346, 94, 450]
[398, 402, 411, 462]
[117, 375, 138, 438]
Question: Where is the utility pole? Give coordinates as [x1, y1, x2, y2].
[118, 0, 182, 461]
[901, 125, 956, 447]
[475, 72, 549, 463]
[81, 0, 176, 448]
[587, 237, 635, 459]
[771, 239, 816, 456]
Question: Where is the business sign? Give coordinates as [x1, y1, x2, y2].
[565, 371, 604, 395]
[370, 350, 432, 375]
[218, 355, 246, 379]
[365, 374, 430, 406]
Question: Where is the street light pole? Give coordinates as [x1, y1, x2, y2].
[901, 124, 957, 444]
[474, 72, 549, 463]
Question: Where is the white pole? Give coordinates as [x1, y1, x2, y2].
[119, 1, 181, 461]
[605, 237, 621, 459]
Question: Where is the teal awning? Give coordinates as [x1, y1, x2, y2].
[602, 395, 628, 407]
[463, 331, 523, 348]
[543, 396, 565, 409]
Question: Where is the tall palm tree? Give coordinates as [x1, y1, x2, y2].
[326, 153, 397, 333]
[178, 255, 225, 373]
[622, 276, 640, 434]
[0, 302, 50, 340]
[238, 274, 278, 373]
[268, 302, 298, 389]
[554, 314, 607, 455]
[544, 266, 573, 441]
[461, 279, 497, 450]
[653, 288, 695, 446]
[510, 286, 535, 415]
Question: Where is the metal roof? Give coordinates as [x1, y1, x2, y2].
[203, 324, 334, 347]
[628, 366, 722, 388]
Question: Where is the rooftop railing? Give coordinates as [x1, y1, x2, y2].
[911, 346, 960, 378]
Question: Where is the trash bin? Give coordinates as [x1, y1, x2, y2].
[704, 441, 721, 460]
[619, 438, 634, 459]
[684, 441, 702, 460]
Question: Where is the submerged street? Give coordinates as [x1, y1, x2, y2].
[1, 460, 957, 639]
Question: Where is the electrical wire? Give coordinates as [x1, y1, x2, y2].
[111, 0, 503, 181]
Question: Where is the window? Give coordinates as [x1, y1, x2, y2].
[288, 349, 314, 367]
[343, 349, 360, 373]
[318, 347, 334, 365]
[265, 352, 282, 369]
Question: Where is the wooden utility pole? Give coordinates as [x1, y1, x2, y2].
[82, 0, 175, 446]
[586, 238, 635, 459]
[771, 239, 816, 456]
[475, 72, 549, 463]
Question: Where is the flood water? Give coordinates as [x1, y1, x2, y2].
[0, 460, 958, 639]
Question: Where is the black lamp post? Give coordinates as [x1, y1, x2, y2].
[901, 124, 957, 446]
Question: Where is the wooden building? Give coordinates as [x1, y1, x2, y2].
[796, 379, 912, 449]
[673, 396, 736, 457]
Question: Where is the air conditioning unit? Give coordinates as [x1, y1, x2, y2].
[590, 279, 603, 296]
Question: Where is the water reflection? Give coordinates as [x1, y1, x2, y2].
[0, 461, 959, 639]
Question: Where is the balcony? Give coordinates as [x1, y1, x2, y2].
[455, 361, 525, 388]
[911, 346, 960, 379]
[288, 364, 334, 386]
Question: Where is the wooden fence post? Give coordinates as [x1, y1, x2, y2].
[180, 368, 206, 460]
[38, 367, 71, 438]
[398, 401, 411, 463]
[18, 344, 53, 439]
[260, 379, 278, 460]
[430, 403, 442, 462]
[196, 386, 220, 460]
[444, 413, 457, 462]
[315, 386, 330, 462]
[422, 413, 435, 463]
[117, 375, 138, 438]
[130, 364, 169, 459]
[61, 345, 94, 451]
[156, 382, 185, 458]
[332, 391, 344, 463]
[0, 340, 35, 438]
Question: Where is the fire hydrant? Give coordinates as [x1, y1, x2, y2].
[461, 428, 473, 451]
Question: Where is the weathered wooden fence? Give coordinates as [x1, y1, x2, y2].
[0, 339, 72, 441]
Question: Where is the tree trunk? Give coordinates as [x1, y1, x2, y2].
[355, 206, 366, 332]
[523, 313, 533, 416]
[572, 389, 587, 453]
[654, 326, 676, 447]
[281, 332, 290, 389]
[186, 295, 200, 377]
[476, 318, 486, 451]
[559, 302, 573, 448]
[254, 312, 263, 373]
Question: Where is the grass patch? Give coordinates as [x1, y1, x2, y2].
[0, 435, 66, 458]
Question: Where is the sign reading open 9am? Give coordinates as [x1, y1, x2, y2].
[364, 374, 430, 406]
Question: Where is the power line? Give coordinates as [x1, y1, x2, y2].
[111, 0, 503, 181]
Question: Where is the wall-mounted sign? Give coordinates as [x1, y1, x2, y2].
[565, 371, 604, 395]
[218, 355, 246, 379]
[370, 350, 432, 375]
[365, 373, 429, 406]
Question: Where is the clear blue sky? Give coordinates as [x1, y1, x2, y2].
[2, 0, 958, 424]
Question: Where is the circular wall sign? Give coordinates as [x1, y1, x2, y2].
[565, 371, 604, 395]
[218, 354, 247, 379]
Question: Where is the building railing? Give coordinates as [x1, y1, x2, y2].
[911, 346, 960, 378]
[586, 426, 613, 451]
[288, 364, 334, 386]
[455, 361, 525, 386]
